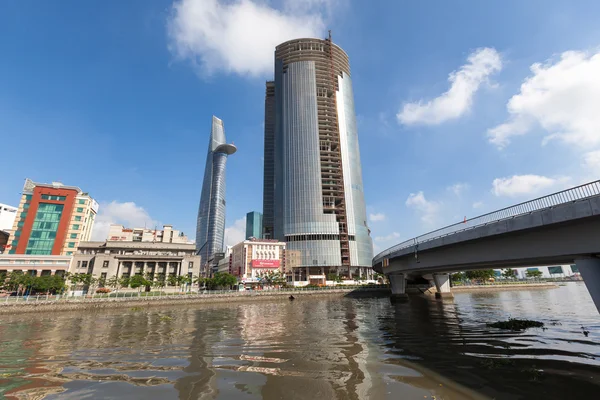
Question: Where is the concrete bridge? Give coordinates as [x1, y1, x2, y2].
[372, 180, 600, 312]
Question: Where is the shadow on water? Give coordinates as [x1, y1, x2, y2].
[377, 291, 600, 399]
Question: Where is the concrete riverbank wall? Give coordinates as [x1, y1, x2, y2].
[0, 288, 390, 315]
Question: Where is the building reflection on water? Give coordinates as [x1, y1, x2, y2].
[2, 285, 596, 399]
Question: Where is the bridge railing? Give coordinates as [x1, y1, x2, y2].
[373, 180, 600, 265]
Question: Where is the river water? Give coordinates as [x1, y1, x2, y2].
[0, 282, 598, 399]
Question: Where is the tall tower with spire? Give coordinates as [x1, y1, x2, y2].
[196, 116, 237, 276]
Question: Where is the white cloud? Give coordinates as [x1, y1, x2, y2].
[491, 174, 570, 197]
[92, 201, 158, 241]
[369, 213, 386, 222]
[472, 201, 484, 209]
[582, 150, 600, 172]
[398, 47, 502, 125]
[224, 217, 246, 247]
[447, 182, 469, 196]
[167, 0, 329, 77]
[405, 191, 440, 224]
[374, 232, 400, 242]
[488, 50, 600, 148]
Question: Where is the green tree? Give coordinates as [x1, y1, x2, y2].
[129, 275, 150, 292]
[525, 269, 543, 278]
[154, 274, 166, 290]
[502, 269, 517, 279]
[106, 275, 120, 292]
[119, 276, 130, 289]
[257, 270, 284, 287]
[167, 274, 178, 288]
[465, 269, 496, 281]
[451, 272, 465, 283]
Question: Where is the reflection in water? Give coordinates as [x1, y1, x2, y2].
[0, 282, 598, 399]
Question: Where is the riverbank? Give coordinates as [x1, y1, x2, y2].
[405, 282, 558, 295]
[0, 287, 389, 315]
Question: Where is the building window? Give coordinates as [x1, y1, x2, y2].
[68, 242, 76, 248]
[25, 203, 64, 256]
[70, 233, 78, 239]
[66, 251, 73, 256]
[76, 207, 84, 213]
[72, 224, 80, 230]
[188, 262, 193, 269]
[78, 199, 86, 205]
[82, 261, 88, 269]
[25, 194, 32, 201]
[41, 195, 66, 201]
[103, 260, 109, 268]
[77, 261, 81, 268]
[74, 216, 82, 221]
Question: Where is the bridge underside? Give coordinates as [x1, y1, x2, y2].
[375, 215, 600, 278]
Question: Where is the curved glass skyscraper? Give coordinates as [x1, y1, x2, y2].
[262, 37, 373, 279]
[196, 116, 236, 276]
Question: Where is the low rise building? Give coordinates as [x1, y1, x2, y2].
[230, 238, 285, 285]
[70, 241, 201, 282]
[216, 246, 233, 274]
[0, 203, 18, 232]
[0, 254, 71, 276]
[107, 224, 192, 244]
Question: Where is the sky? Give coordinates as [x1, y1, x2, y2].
[1, 0, 600, 254]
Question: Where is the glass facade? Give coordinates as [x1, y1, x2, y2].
[25, 203, 63, 255]
[266, 39, 374, 271]
[196, 116, 236, 275]
[245, 211, 263, 239]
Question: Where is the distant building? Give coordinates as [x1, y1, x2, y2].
[245, 211, 263, 239]
[107, 224, 192, 244]
[493, 265, 579, 279]
[0, 254, 71, 276]
[196, 116, 237, 276]
[70, 240, 201, 283]
[230, 238, 285, 286]
[9, 179, 98, 256]
[0, 203, 18, 232]
[216, 245, 233, 274]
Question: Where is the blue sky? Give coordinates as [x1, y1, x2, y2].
[2, 0, 600, 253]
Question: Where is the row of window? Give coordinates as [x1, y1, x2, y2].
[285, 234, 357, 242]
[41, 195, 66, 201]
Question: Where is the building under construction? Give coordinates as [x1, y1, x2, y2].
[262, 36, 373, 280]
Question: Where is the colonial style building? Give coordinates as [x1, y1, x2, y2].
[70, 241, 201, 282]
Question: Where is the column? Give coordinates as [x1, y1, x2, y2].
[433, 273, 454, 299]
[576, 258, 600, 313]
[388, 273, 408, 301]
[51, 270, 56, 276]
[305, 267, 309, 282]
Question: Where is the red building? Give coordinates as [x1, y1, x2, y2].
[9, 179, 98, 256]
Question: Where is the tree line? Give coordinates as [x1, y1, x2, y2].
[0, 270, 240, 295]
[451, 268, 543, 282]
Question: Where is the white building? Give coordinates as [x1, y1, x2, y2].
[107, 224, 192, 244]
[231, 238, 285, 285]
[494, 264, 579, 279]
[0, 203, 18, 232]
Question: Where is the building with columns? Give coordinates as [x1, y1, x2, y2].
[69, 241, 201, 282]
[0, 254, 71, 276]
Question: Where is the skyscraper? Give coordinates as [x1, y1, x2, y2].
[196, 116, 236, 276]
[263, 36, 373, 280]
[9, 179, 98, 256]
[245, 211, 263, 239]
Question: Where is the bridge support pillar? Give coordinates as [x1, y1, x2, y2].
[433, 273, 454, 299]
[576, 258, 600, 313]
[388, 274, 408, 301]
